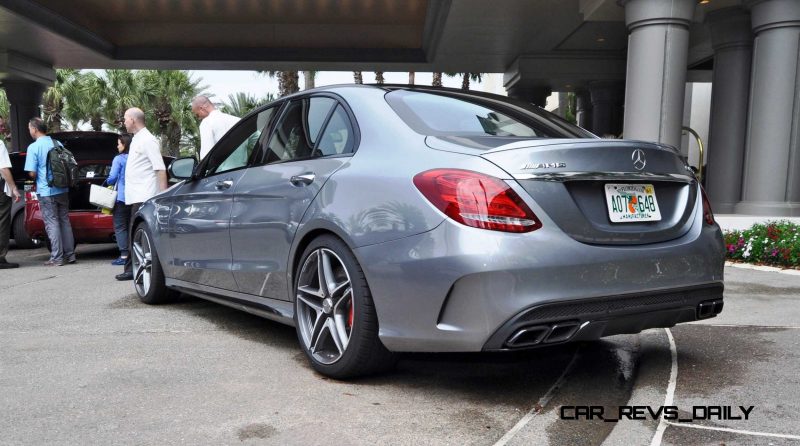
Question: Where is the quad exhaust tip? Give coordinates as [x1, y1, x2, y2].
[506, 320, 581, 348]
[697, 299, 724, 319]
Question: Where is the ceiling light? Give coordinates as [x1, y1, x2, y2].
[596, 37, 606, 42]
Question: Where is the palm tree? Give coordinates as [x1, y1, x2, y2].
[138, 70, 205, 156]
[42, 69, 83, 132]
[103, 69, 144, 132]
[374, 71, 385, 85]
[261, 71, 300, 97]
[0, 88, 10, 143]
[303, 71, 317, 90]
[222, 92, 275, 118]
[353, 71, 363, 84]
[282, 71, 300, 95]
[0, 88, 9, 120]
[432, 72, 443, 87]
[65, 71, 107, 131]
[445, 72, 483, 90]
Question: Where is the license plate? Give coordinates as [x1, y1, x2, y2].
[604, 184, 662, 223]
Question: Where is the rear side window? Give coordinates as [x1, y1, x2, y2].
[315, 105, 355, 156]
[263, 97, 335, 163]
[386, 90, 592, 138]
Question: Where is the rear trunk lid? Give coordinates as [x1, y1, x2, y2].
[427, 137, 698, 245]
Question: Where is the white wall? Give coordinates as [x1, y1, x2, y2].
[682, 82, 712, 170]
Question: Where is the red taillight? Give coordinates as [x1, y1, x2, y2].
[700, 186, 715, 225]
[413, 169, 542, 233]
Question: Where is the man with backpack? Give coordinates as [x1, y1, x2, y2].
[24, 117, 76, 266]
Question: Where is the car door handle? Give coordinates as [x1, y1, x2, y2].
[215, 180, 233, 190]
[290, 173, 315, 186]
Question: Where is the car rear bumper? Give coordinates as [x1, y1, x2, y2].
[25, 201, 115, 243]
[354, 213, 725, 353]
[481, 283, 723, 350]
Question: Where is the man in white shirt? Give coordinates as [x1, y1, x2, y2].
[0, 138, 21, 268]
[116, 107, 167, 281]
[191, 95, 240, 160]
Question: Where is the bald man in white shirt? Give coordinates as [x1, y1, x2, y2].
[191, 95, 240, 160]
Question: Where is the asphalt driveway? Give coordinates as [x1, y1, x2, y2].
[1, 244, 798, 445]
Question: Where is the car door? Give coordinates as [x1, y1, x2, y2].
[167, 108, 276, 289]
[230, 95, 357, 298]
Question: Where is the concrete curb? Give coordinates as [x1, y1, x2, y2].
[725, 261, 800, 276]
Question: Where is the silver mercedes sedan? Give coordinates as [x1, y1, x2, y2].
[132, 85, 725, 378]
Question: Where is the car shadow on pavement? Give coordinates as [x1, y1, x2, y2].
[114, 291, 627, 413]
[159, 294, 299, 347]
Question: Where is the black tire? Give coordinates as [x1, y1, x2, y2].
[294, 235, 396, 379]
[12, 212, 38, 249]
[132, 222, 177, 304]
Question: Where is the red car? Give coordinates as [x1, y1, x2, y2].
[23, 131, 174, 247]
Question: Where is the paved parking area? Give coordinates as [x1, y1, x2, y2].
[2, 244, 799, 445]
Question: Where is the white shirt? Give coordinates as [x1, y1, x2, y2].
[125, 127, 166, 205]
[0, 140, 12, 198]
[199, 109, 240, 160]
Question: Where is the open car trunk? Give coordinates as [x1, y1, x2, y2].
[50, 131, 118, 211]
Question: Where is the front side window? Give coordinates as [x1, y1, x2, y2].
[203, 106, 277, 176]
[263, 97, 335, 163]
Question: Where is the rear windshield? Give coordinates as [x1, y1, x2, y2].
[385, 90, 594, 139]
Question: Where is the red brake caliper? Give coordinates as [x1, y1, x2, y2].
[347, 298, 354, 328]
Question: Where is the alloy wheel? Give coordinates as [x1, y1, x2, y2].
[296, 248, 355, 365]
[132, 227, 153, 297]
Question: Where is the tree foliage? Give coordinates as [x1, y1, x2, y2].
[38, 69, 206, 156]
[222, 92, 275, 118]
[444, 72, 483, 90]
[0, 88, 9, 143]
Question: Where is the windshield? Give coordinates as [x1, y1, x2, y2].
[385, 89, 594, 139]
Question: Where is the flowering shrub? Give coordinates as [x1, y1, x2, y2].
[724, 221, 800, 268]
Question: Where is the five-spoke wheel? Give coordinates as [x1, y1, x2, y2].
[294, 235, 395, 378]
[132, 227, 153, 297]
[296, 248, 355, 365]
[132, 223, 176, 304]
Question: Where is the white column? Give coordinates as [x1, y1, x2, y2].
[736, 0, 800, 216]
[621, 0, 696, 148]
[704, 7, 752, 214]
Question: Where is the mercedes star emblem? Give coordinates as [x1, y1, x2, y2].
[632, 149, 647, 171]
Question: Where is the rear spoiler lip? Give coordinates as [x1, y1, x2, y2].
[479, 138, 678, 155]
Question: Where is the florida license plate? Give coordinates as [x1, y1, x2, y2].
[604, 184, 662, 223]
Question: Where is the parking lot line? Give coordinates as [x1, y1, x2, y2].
[649, 328, 677, 446]
[663, 420, 800, 440]
[650, 326, 800, 444]
[492, 348, 582, 446]
[704, 323, 800, 329]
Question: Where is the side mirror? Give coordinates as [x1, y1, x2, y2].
[169, 157, 197, 180]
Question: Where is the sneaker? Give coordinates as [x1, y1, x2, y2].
[0, 261, 20, 269]
[43, 259, 65, 266]
[115, 271, 134, 281]
[111, 257, 127, 266]
[67, 256, 77, 264]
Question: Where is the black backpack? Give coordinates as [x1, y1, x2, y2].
[46, 140, 79, 188]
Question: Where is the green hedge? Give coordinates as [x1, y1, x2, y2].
[724, 221, 800, 268]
